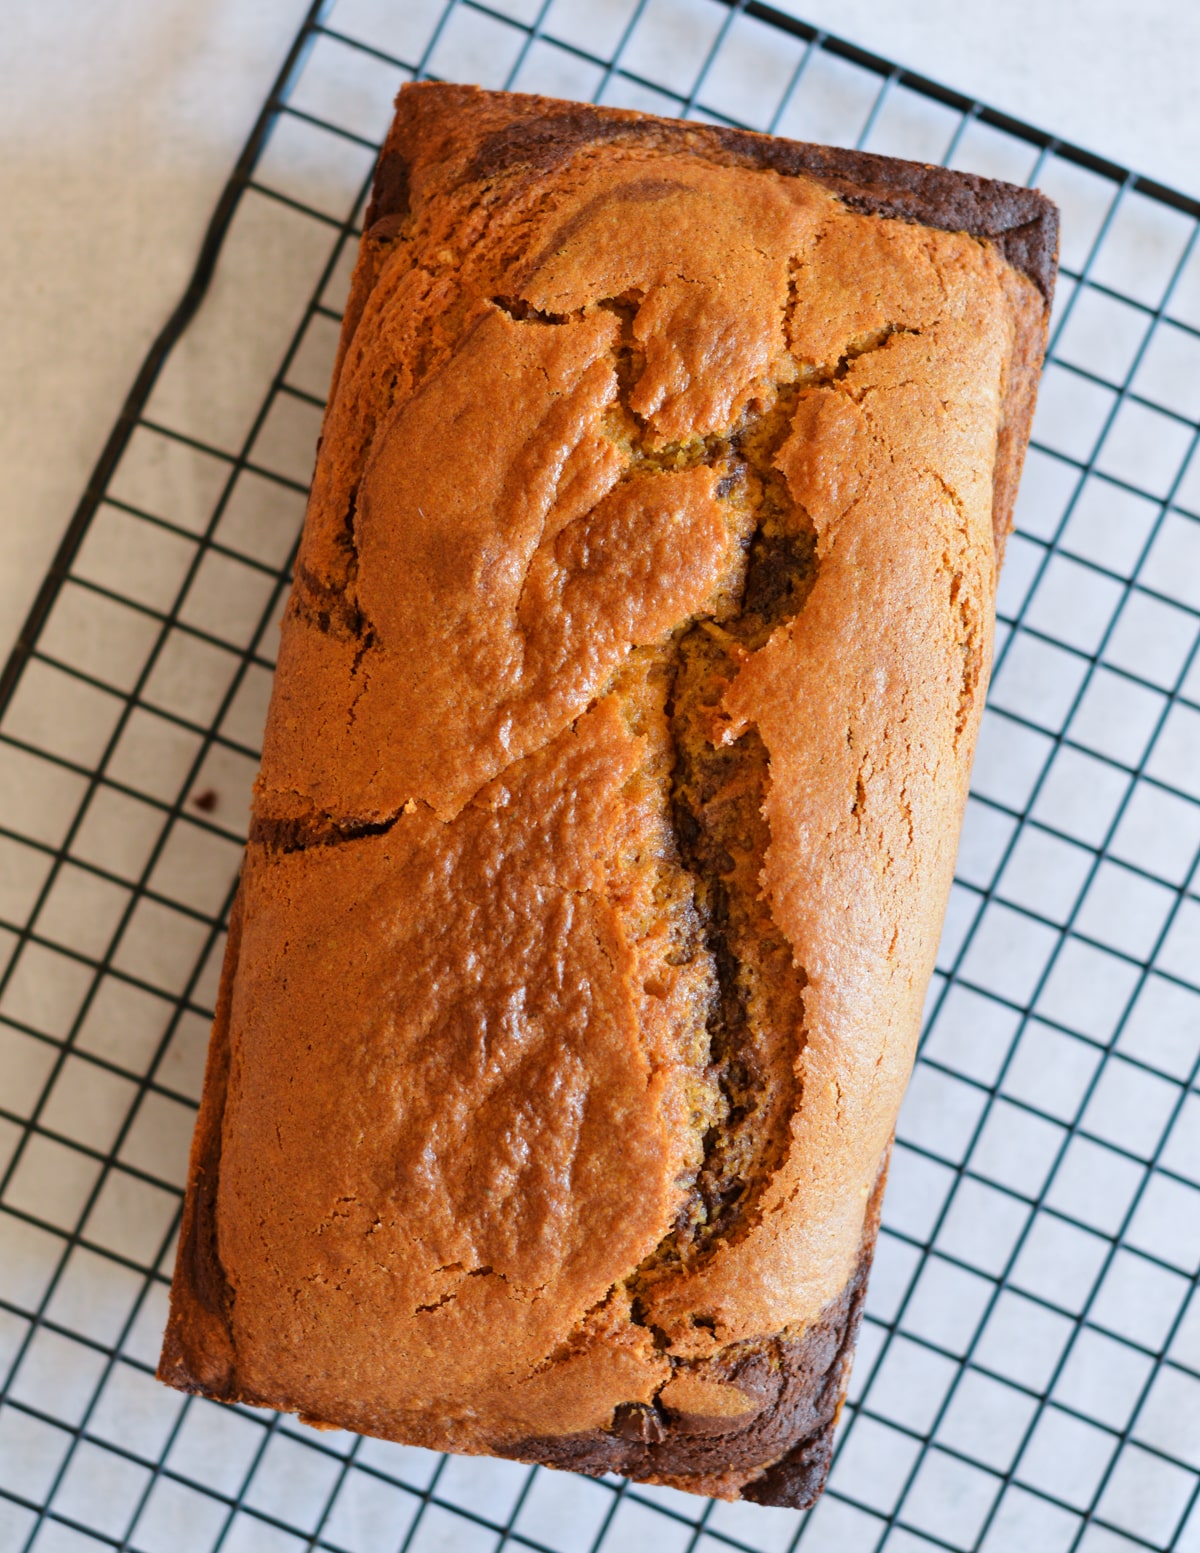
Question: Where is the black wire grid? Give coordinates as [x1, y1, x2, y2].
[2, 1, 1200, 1549]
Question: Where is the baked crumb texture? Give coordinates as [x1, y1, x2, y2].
[159, 85, 1056, 1506]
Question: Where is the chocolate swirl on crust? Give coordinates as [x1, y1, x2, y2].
[372, 114, 1056, 305]
[430, 98, 1058, 303]
[507, 1153, 888, 1508]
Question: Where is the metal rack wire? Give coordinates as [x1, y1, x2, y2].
[1, 1, 1199, 1549]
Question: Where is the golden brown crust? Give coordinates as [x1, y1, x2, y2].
[159, 84, 1056, 1503]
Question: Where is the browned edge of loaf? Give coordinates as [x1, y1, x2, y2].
[367, 88, 1058, 300]
[506, 1152, 888, 1508]
[158, 84, 1059, 1505]
[158, 890, 246, 1404]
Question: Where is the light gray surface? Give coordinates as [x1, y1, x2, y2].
[0, 0, 312, 663]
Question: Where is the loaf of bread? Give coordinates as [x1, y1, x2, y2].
[159, 84, 1057, 1507]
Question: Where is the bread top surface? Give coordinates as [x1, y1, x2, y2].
[177, 85, 1052, 1453]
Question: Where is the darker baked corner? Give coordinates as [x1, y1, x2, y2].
[505, 1156, 887, 1506]
[714, 137, 1060, 306]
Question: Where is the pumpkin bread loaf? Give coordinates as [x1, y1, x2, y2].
[159, 84, 1057, 1507]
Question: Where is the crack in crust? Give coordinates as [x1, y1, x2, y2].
[258, 292, 909, 1311]
[267, 311, 820, 1283]
[271, 308, 909, 852]
[248, 809, 401, 851]
[628, 383, 818, 1283]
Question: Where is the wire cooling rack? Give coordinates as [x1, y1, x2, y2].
[2, 1, 1200, 1549]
